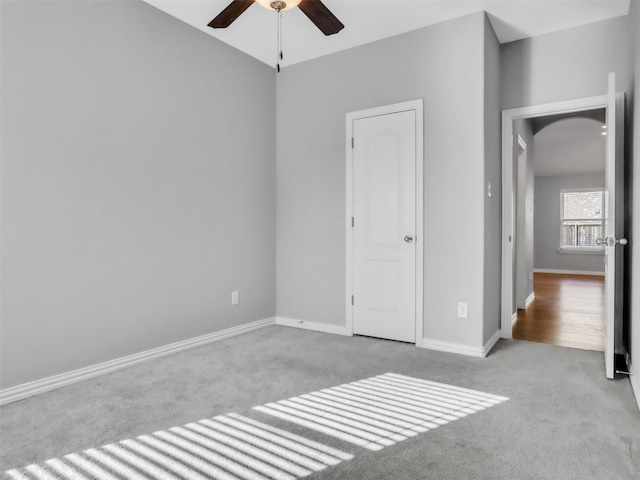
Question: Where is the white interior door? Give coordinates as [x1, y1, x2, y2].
[602, 72, 626, 379]
[352, 110, 416, 343]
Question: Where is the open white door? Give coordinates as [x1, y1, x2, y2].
[602, 72, 627, 379]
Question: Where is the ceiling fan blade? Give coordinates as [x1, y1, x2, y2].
[298, 0, 344, 36]
[208, 0, 254, 29]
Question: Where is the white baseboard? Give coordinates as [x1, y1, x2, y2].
[525, 292, 535, 308]
[421, 330, 501, 358]
[512, 312, 518, 326]
[421, 338, 482, 358]
[0, 317, 276, 406]
[630, 361, 640, 413]
[534, 269, 605, 276]
[483, 330, 502, 357]
[275, 317, 351, 336]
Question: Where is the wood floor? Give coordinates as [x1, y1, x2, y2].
[512, 272, 605, 352]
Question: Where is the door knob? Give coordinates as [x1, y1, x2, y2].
[404, 235, 414, 243]
[596, 237, 628, 246]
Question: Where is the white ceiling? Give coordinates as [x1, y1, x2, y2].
[534, 118, 606, 177]
[143, 0, 630, 68]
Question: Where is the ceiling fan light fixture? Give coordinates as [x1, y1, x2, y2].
[255, 0, 302, 11]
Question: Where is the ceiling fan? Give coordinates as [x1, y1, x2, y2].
[208, 0, 345, 36]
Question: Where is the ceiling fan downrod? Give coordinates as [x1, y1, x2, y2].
[274, 2, 284, 72]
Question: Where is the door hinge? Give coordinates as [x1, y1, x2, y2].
[351, 216, 354, 227]
[351, 137, 354, 149]
[351, 295, 354, 306]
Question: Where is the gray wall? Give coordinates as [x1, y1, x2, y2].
[482, 15, 502, 344]
[0, 0, 276, 389]
[276, 12, 493, 349]
[3, 1, 637, 394]
[501, 15, 630, 109]
[533, 173, 606, 273]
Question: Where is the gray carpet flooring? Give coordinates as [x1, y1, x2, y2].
[1, 325, 639, 479]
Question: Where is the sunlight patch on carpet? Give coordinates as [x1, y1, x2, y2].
[255, 373, 509, 451]
[4, 373, 508, 479]
[4, 414, 353, 480]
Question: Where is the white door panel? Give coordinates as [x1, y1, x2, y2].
[353, 111, 416, 343]
[603, 72, 626, 379]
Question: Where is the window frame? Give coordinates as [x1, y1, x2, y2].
[558, 187, 605, 254]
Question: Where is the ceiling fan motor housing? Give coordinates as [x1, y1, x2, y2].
[255, 0, 302, 11]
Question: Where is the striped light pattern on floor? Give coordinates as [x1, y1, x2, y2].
[4, 373, 508, 479]
[254, 373, 509, 451]
[4, 413, 353, 480]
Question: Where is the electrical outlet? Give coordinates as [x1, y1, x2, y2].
[457, 302, 468, 318]
[231, 291, 239, 306]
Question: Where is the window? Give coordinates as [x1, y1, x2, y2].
[560, 189, 604, 249]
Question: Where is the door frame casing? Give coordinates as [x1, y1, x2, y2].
[345, 99, 424, 346]
[501, 95, 610, 339]
[515, 133, 529, 310]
